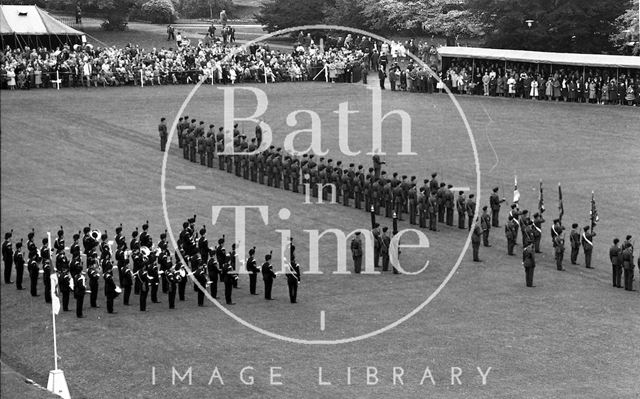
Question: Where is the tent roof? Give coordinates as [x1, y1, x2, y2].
[0, 5, 83, 36]
[437, 46, 640, 69]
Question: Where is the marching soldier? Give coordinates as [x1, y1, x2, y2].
[246, 247, 259, 295]
[622, 243, 634, 291]
[569, 223, 581, 265]
[207, 249, 219, 299]
[286, 259, 301, 303]
[505, 216, 516, 256]
[610, 238, 623, 288]
[532, 212, 545, 253]
[581, 226, 596, 269]
[28, 252, 40, 297]
[74, 271, 87, 317]
[262, 253, 276, 300]
[103, 261, 118, 314]
[523, 242, 536, 287]
[471, 219, 482, 262]
[481, 206, 491, 247]
[444, 184, 455, 226]
[42, 258, 52, 303]
[159, 117, 168, 152]
[13, 241, 25, 290]
[88, 255, 100, 308]
[221, 254, 237, 304]
[456, 191, 466, 229]
[489, 187, 505, 227]
[351, 232, 363, 273]
[554, 233, 565, 271]
[3, 232, 13, 284]
[466, 194, 476, 231]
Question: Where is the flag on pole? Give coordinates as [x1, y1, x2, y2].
[538, 180, 545, 213]
[50, 273, 60, 315]
[513, 175, 520, 204]
[558, 183, 564, 221]
[590, 191, 598, 232]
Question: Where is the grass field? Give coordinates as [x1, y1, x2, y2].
[1, 79, 639, 399]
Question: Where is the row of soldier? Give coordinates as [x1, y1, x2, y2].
[1, 219, 302, 318]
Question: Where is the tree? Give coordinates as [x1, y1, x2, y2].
[323, 0, 368, 30]
[176, 0, 232, 20]
[610, 0, 640, 55]
[141, 0, 178, 23]
[88, 0, 138, 26]
[469, 0, 628, 53]
[255, 0, 328, 33]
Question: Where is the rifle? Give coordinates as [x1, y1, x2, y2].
[557, 183, 564, 223]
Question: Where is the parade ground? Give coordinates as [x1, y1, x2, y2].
[1, 81, 639, 398]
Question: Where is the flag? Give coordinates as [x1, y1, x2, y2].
[590, 191, 599, 232]
[558, 183, 564, 221]
[538, 180, 545, 213]
[50, 273, 60, 315]
[513, 175, 520, 204]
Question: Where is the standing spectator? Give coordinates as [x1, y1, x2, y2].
[167, 25, 175, 41]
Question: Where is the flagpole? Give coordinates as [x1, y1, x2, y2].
[48, 232, 58, 371]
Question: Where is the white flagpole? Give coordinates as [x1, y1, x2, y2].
[56, 70, 60, 90]
[47, 232, 70, 399]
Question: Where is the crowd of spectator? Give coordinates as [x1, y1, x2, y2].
[2, 31, 639, 107]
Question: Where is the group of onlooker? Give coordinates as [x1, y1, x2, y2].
[437, 60, 639, 105]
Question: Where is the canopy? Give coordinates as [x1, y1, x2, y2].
[437, 46, 640, 70]
[1, 5, 84, 49]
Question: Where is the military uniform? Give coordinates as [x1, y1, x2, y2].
[351, 233, 363, 273]
[2, 233, 13, 284]
[523, 244, 536, 287]
[489, 188, 504, 227]
[262, 255, 276, 300]
[381, 228, 391, 272]
[471, 223, 482, 262]
[159, 118, 168, 152]
[554, 234, 565, 271]
[622, 245, 634, 291]
[456, 192, 466, 229]
[505, 216, 516, 256]
[74, 273, 87, 317]
[581, 226, 596, 269]
[103, 263, 118, 313]
[481, 207, 491, 247]
[609, 239, 623, 287]
[207, 253, 219, 298]
[466, 195, 476, 230]
[444, 185, 454, 226]
[532, 213, 545, 253]
[13, 243, 25, 290]
[28, 256, 40, 296]
[569, 224, 581, 264]
[286, 261, 300, 303]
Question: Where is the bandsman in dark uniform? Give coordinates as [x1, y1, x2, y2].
[103, 261, 118, 313]
[13, 241, 25, 290]
[569, 223, 581, 265]
[193, 258, 208, 307]
[554, 232, 565, 271]
[351, 232, 363, 273]
[489, 187, 505, 227]
[121, 261, 133, 306]
[148, 253, 161, 304]
[140, 222, 152, 248]
[3, 232, 14, 284]
[466, 194, 476, 230]
[159, 117, 168, 152]
[198, 227, 209, 263]
[42, 258, 52, 303]
[88, 254, 100, 308]
[27, 230, 37, 260]
[99, 232, 111, 267]
[58, 260, 72, 311]
[262, 253, 276, 300]
[456, 191, 466, 229]
[480, 206, 491, 247]
[286, 259, 301, 303]
[74, 271, 87, 317]
[522, 242, 536, 287]
[246, 247, 259, 295]
[137, 259, 150, 311]
[581, 226, 595, 269]
[54, 228, 65, 254]
[115, 242, 128, 287]
[221, 253, 237, 304]
[166, 263, 178, 309]
[176, 253, 188, 301]
[82, 227, 98, 256]
[132, 247, 143, 294]
[609, 238, 623, 288]
[207, 248, 219, 299]
[130, 229, 140, 252]
[28, 252, 40, 297]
